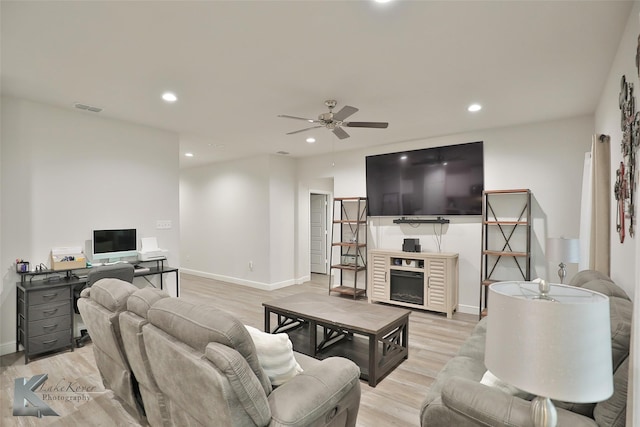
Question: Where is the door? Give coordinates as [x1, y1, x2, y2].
[310, 194, 328, 274]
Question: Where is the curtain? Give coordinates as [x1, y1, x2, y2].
[589, 134, 611, 274]
[579, 152, 592, 271]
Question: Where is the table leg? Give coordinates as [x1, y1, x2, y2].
[264, 308, 271, 333]
[369, 334, 378, 387]
[310, 321, 317, 357]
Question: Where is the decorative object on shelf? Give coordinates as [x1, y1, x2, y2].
[485, 281, 613, 427]
[617, 74, 639, 242]
[545, 237, 579, 283]
[16, 258, 29, 273]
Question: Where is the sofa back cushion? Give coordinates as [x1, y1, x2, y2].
[147, 298, 272, 395]
[120, 287, 172, 427]
[594, 357, 628, 427]
[555, 277, 631, 422]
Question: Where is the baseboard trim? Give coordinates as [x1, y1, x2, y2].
[1, 341, 19, 357]
[180, 268, 296, 291]
[457, 304, 479, 315]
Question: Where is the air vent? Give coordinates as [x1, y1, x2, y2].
[276, 151, 290, 155]
[74, 103, 103, 113]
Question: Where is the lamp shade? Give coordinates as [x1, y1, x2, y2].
[546, 237, 580, 263]
[485, 282, 613, 403]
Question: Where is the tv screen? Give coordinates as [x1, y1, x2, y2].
[92, 229, 137, 260]
[366, 141, 484, 217]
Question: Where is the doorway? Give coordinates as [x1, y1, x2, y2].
[310, 193, 329, 274]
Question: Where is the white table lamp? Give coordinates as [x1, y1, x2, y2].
[485, 281, 613, 427]
[546, 237, 580, 283]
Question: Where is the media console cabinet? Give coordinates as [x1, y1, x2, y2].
[368, 249, 459, 318]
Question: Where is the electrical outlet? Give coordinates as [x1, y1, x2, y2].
[156, 220, 172, 230]
[249, 261, 254, 271]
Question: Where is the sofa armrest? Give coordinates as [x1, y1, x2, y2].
[268, 357, 361, 427]
[441, 377, 598, 427]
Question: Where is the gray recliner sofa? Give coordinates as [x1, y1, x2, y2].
[420, 270, 631, 427]
[76, 277, 144, 419]
[81, 278, 362, 427]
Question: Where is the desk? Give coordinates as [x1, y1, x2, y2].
[16, 259, 179, 363]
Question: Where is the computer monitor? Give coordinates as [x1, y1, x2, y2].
[91, 229, 137, 261]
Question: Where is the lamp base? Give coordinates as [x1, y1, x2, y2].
[531, 396, 557, 427]
[557, 262, 567, 284]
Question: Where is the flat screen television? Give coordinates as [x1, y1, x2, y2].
[92, 228, 137, 261]
[366, 141, 484, 217]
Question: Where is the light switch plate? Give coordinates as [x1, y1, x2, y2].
[156, 220, 172, 230]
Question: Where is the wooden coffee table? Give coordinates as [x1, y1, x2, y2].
[263, 292, 410, 387]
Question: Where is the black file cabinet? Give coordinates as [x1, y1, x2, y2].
[17, 279, 76, 363]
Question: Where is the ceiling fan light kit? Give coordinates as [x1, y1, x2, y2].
[278, 99, 389, 140]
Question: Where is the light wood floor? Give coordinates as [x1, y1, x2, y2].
[1, 273, 478, 427]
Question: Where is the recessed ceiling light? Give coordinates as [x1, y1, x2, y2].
[184, 152, 194, 157]
[162, 92, 178, 102]
[306, 137, 316, 143]
[468, 103, 482, 112]
[374, 0, 393, 3]
[400, 155, 408, 160]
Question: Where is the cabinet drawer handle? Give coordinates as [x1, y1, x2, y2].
[42, 324, 58, 330]
[41, 293, 58, 299]
[42, 339, 58, 345]
[42, 309, 58, 316]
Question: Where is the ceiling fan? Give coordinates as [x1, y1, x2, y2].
[278, 99, 389, 140]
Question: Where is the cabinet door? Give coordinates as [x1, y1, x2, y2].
[426, 258, 447, 311]
[370, 253, 389, 301]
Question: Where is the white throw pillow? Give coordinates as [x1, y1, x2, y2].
[480, 370, 530, 399]
[244, 325, 303, 386]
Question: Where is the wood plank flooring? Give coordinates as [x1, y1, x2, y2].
[1, 273, 477, 427]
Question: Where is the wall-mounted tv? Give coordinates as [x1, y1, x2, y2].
[92, 228, 138, 261]
[366, 141, 484, 217]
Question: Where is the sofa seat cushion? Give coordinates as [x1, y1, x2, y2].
[244, 325, 303, 386]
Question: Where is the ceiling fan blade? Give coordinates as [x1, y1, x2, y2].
[278, 114, 318, 123]
[286, 125, 324, 135]
[333, 127, 350, 139]
[344, 121, 389, 129]
[332, 105, 359, 121]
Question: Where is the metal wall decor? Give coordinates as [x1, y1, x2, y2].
[616, 73, 639, 242]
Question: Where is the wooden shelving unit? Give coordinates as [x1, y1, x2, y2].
[479, 189, 532, 318]
[329, 197, 367, 298]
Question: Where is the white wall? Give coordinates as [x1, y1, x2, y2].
[179, 153, 298, 289]
[297, 115, 593, 314]
[268, 155, 296, 285]
[0, 96, 180, 355]
[594, 3, 640, 424]
[595, 1, 638, 298]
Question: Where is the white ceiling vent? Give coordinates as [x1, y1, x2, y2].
[74, 102, 103, 113]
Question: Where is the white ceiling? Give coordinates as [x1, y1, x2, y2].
[1, 1, 632, 169]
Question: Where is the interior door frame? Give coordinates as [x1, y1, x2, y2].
[309, 190, 332, 276]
